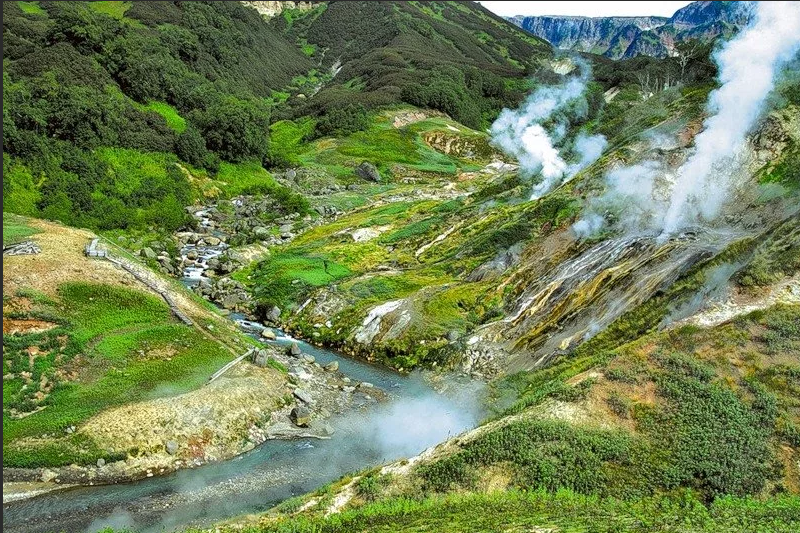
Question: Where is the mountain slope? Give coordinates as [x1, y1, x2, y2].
[509, 0, 753, 58]
[270, 0, 553, 129]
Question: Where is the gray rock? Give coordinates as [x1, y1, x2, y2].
[140, 247, 157, 260]
[253, 226, 270, 238]
[302, 354, 316, 364]
[260, 329, 277, 341]
[291, 405, 311, 427]
[356, 161, 381, 182]
[253, 349, 269, 367]
[279, 224, 293, 233]
[204, 236, 221, 246]
[186, 250, 198, 261]
[358, 382, 374, 389]
[221, 293, 241, 309]
[447, 330, 461, 342]
[265, 305, 281, 324]
[207, 257, 220, 270]
[323, 361, 339, 372]
[288, 342, 302, 356]
[293, 388, 313, 404]
[341, 385, 356, 393]
[96, 458, 106, 468]
[166, 440, 179, 455]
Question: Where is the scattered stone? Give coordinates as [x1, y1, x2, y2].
[341, 386, 356, 393]
[323, 361, 339, 372]
[288, 342, 302, 357]
[140, 247, 157, 259]
[342, 377, 351, 384]
[3, 241, 41, 256]
[293, 388, 313, 404]
[356, 161, 381, 182]
[291, 405, 311, 427]
[265, 305, 282, 324]
[221, 293, 241, 309]
[253, 349, 269, 367]
[166, 440, 179, 455]
[40, 469, 57, 483]
[96, 458, 106, 468]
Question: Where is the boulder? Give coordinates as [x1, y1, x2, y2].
[204, 236, 221, 246]
[293, 388, 313, 404]
[323, 361, 339, 372]
[186, 250, 198, 261]
[221, 294, 241, 309]
[140, 247, 157, 260]
[302, 354, 316, 364]
[291, 405, 311, 427]
[40, 469, 57, 483]
[260, 329, 277, 341]
[96, 458, 106, 468]
[356, 161, 381, 182]
[288, 342, 302, 357]
[253, 349, 269, 367]
[265, 305, 281, 324]
[279, 224, 293, 233]
[358, 382, 374, 389]
[447, 330, 461, 342]
[253, 226, 270, 238]
[165, 440, 179, 455]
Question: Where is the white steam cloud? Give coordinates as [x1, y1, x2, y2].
[662, 1, 800, 234]
[490, 65, 607, 200]
[574, 1, 800, 239]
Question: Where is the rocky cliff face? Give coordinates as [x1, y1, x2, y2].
[509, 15, 667, 56]
[240, 1, 315, 18]
[509, 1, 753, 58]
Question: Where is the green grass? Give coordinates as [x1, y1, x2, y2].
[87, 1, 131, 19]
[17, 1, 45, 15]
[242, 489, 800, 533]
[250, 251, 352, 310]
[3, 282, 236, 467]
[3, 212, 41, 246]
[141, 101, 186, 133]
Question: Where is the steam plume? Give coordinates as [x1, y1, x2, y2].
[490, 65, 607, 200]
[574, 2, 800, 239]
[661, 1, 800, 235]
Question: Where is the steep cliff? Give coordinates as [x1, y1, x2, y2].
[509, 0, 754, 58]
[241, 1, 316, 18]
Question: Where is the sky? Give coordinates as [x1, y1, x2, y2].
[478, 1, 693, 18]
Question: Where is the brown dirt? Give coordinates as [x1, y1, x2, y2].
[3, 318, 58, 335]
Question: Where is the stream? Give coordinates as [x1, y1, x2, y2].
[3, 214, 482, 533]
[3, 332, 480, 533]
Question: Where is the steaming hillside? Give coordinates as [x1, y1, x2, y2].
[3, 1, 800, 532]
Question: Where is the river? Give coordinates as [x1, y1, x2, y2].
[3, 209, 483, 533]
[3, 329, 481, 533]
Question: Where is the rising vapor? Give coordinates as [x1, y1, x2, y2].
[661, 1, 800, 235]
[490, 64, 607, 200]
[574, 2, 800, 239]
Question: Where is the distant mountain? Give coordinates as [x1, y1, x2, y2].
[509, 1, 753, 58]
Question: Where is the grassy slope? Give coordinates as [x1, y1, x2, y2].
[236, 304, 799, 532]
[3, 212, 41, 246]
[2, 218, 257, 468]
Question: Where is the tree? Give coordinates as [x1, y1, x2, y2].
[675, 40, 700, 82]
